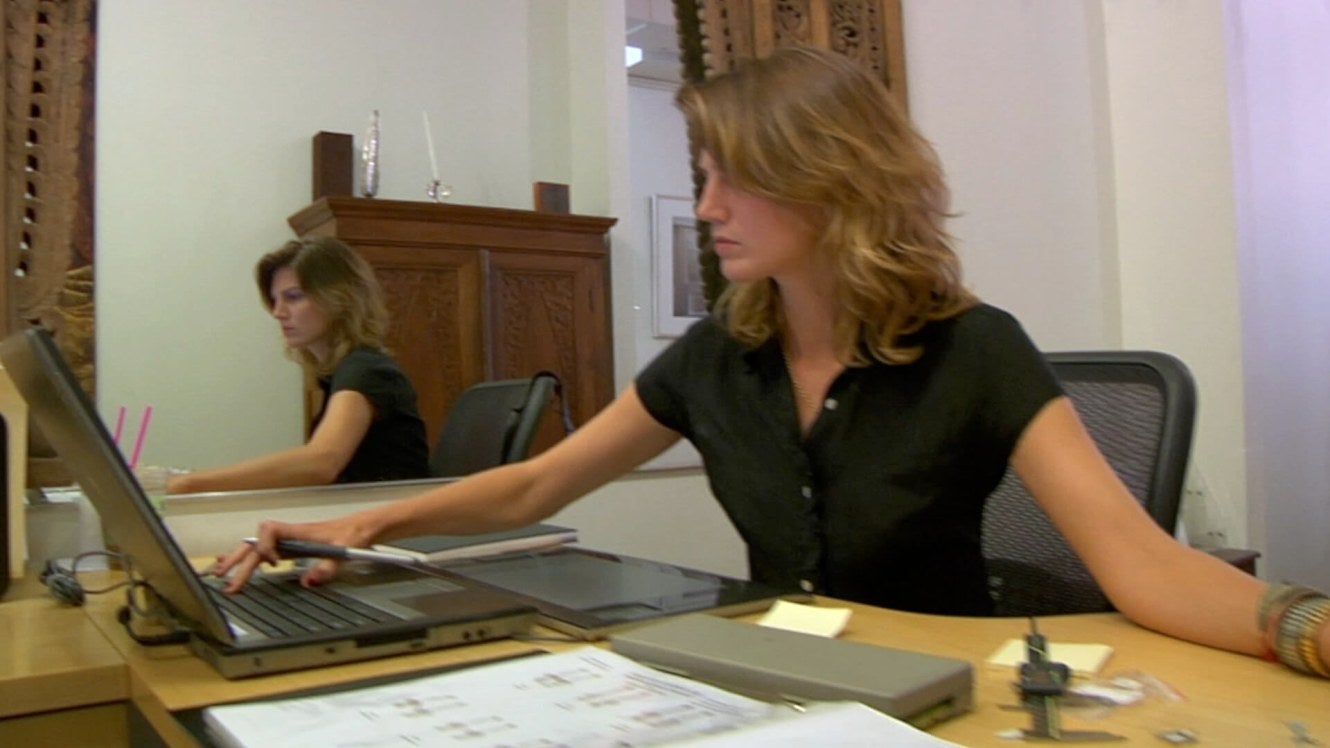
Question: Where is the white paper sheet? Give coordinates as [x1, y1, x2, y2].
[204, 647, 961, 748]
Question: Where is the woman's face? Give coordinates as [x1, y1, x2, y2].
[694, 151, 824, 285]
[269, 265, 332, 360]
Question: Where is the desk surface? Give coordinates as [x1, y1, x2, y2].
[0, 596, 127, 719]
[6, 567, 1328, 747]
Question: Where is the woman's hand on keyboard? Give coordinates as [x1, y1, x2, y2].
[211, 518, 355, 592]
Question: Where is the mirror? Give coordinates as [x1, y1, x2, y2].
[89, 1, 632, 480]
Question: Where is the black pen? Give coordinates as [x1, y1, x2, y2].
[243, 537, 416, 565]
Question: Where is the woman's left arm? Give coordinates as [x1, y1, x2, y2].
[1011, 396, 1269, 654]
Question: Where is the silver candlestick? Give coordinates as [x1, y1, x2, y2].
[361, 109, 380, 198]
[426, 179, 453, 202]
[422, 112, 452, 202]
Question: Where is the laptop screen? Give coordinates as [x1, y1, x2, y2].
[1, 328, 235, 642]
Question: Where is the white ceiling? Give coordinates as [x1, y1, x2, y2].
[625, 0, 682, 84]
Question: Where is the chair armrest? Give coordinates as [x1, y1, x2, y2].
[1208, 547, 1261, 575]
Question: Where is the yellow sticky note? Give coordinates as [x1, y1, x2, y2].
[986, 638, 1114, 676]
[757, 599, 853, 637]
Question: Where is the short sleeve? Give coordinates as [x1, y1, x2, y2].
[634, 317, 725, 439]
[328, 350, 404, 418]
[965, 307, 1063, 451]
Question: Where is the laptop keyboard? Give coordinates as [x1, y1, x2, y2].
[205, 576, 401, 639]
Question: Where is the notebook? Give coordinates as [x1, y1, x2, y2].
[372, 523, 577, 563]
[0, 328, 537, 679]
[610, 613, 974, 729]
[436, 545, 808, 640]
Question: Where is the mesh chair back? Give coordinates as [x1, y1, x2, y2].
[981, 351, 1196, 616]
[429, 375, 557, 478]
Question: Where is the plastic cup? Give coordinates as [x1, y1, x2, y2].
[134, 464, 170, 514]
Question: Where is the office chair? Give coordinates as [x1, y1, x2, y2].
[428, 373, 567, 478]
[981, 351, 1198, 617]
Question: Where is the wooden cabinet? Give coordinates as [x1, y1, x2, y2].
[288, 197, 617, 453]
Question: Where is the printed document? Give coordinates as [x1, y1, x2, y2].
[204, 647, 960, 747]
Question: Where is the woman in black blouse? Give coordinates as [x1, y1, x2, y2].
[217, 48, 1327, 678]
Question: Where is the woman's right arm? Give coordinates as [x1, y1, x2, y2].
[213, 384, 682, 590]
[169, 389, 375, 494]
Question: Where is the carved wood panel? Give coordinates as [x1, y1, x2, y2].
[675, 0, 906, 106]
[359, 247, 486, 448]
[488, 251, 611, 434]
[289, 198, 616, 456]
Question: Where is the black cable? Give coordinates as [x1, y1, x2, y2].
[116, 557, 191, 646]
[41, 550, 190, 645]
[116, 601, 190, 646]
[40, 550, 132, 606]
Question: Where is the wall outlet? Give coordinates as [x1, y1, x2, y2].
[1180, 470, 1232, 550]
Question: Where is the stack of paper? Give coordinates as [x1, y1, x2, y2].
[203, 648, 963, 748]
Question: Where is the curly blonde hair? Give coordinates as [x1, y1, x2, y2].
[676, 46, 975, 365]
[255, 236, 389, 376]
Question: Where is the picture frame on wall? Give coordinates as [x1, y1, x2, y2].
[651, 195, 707, 338]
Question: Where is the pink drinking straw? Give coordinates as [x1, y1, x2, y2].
[129, 405, 154, 470]
[112, 405, 127, 446]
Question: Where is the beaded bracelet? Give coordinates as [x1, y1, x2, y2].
[1257, 581, 1319, 631]
[1275, 595, 1330, 677]
[1257, 582, 1321, 662]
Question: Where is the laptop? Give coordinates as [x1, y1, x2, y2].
[437, 545, 809, 640]
[0, 328, 537, 679]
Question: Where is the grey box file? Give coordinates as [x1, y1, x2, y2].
[609, 612, 973, 728]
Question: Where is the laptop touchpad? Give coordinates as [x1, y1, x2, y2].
[332, 577, 466, 618]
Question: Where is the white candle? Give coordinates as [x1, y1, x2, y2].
[422, 111, 440, 181]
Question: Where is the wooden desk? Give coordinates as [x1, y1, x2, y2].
[69, 593, 1326, 747]
[0, 596, 129, 746]
[76, 586, 545, 747]
[6, 564, 1328, 747]
[831, 603, 1330, 745]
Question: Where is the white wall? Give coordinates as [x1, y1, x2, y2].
[88, 1, 1311, 582]
[904, 2, 1114, 349]
[1098, 1, 1249, 549]
[1224, 2, 1330, 590]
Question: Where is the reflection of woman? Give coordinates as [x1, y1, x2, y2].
[219, 49, 1328, 678]
[169, 237, 429, 493]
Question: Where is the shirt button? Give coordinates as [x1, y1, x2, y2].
[801, 485, 812, 499]
[800, 579, 815, 592]
[824, 397, 838, 410]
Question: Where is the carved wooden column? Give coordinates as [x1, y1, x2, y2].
[3, 0, 97, 487]
[676, 0, 906, 105]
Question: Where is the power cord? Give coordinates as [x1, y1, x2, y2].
[116, 597, 190, 647]
[41, 550, 191, 646]
[40, 550, 131, 606]
[117, 558, 191, 647]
